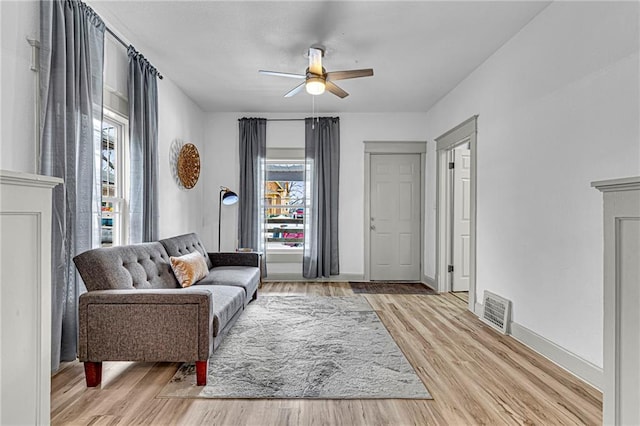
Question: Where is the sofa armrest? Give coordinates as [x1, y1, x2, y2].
[78, 289, 212, 361]
[79, 288, 212, 305]
[208, 252, 260, 268]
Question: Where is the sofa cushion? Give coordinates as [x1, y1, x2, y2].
[170, 252, 209, 288]
[160, 233, 213, 269]
[74, 242, 178, 291]
[198, 266, 260, 298]
[194, 285, 245, 337]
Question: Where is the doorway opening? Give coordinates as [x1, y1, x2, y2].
[435, 116, 478, 312]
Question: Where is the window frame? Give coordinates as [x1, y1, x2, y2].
[263, 151, 306, 260]
[101, 108, 130, 247]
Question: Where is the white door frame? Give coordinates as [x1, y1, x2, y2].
[435, 116, 478, 313]
[363, 141, 427, 281]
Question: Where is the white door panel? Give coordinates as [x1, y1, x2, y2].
[370, 154, 421, 280]
[452, 148, 471, 291]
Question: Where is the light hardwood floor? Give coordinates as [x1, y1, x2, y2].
[450, 291, 469, 303]
[51, 282, 601, 425]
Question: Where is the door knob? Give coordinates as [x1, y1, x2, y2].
[370, 225, 376, 230]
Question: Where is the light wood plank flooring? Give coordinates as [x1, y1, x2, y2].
[451, 291, 469, 303]
[51, 282, 601, 425]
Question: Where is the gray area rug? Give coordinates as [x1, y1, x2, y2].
[159, 296, 431, 399]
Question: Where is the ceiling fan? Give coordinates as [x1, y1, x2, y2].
[259, 46, 374, 98]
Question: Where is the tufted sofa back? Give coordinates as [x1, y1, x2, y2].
[159, 233, 213, 269]
[74, 242, 179, 291]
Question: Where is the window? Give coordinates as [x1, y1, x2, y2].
[100, 110, 129, 247]
[264, 161, 305, 252]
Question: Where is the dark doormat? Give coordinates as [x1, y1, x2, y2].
[349, 281, 437, 295]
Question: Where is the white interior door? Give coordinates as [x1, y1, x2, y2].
[452, 147, 471, 291]
[370, 154, 421, 280]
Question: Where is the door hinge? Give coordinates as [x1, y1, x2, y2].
[448, 162, 455, 169]
[448, 264, 454, 273]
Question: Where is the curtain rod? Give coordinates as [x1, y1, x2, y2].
[105, 27, 163, 80]
[266, 118, 305, 122]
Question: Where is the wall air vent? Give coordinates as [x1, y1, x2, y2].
[481, 291, 511, 334]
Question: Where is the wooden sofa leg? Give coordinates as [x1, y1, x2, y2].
[195, 360, 208, 386]
[84, 361, 102, 387]
[251, 290, 258, 301]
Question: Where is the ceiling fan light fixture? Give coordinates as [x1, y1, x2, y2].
[305, 76, 325, 95]
[259, 45, 372, 99]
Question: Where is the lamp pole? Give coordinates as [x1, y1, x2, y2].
[218, 188, 224, 252]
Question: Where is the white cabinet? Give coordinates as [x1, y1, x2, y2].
[0, 170, 62, 426]
[593, 176, 640, 426]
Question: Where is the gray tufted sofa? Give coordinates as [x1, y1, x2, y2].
[73, 233, 260, 387]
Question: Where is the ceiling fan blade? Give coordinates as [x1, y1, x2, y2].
[308, 47, 323, 75]
[284, 82, 306, 98]
[326, 68, 374, 81]
[259, 70, 305, 79]
[325, 81, 349, 99]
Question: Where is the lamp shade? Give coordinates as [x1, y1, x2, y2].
[218, 186, 238, 251]
[222, 189, 238, 205]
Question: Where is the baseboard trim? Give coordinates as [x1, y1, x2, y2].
[474, 302, 483, 316]
[474, 302, 602, 390]
[508, 321, 603, 390]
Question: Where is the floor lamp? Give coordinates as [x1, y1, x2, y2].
[218, 186, 239, 252]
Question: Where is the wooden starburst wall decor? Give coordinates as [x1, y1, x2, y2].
[176, 143, 200, 189]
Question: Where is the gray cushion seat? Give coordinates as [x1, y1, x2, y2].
[195, 284, 245, 337]
[198, 266, 260, 306]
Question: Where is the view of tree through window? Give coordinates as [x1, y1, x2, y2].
[265, 162, 305, 250]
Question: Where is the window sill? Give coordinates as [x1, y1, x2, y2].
[265, 250, 303, 263]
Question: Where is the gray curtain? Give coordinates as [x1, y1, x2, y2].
[128, 46, 159, 243]
[238, 118, 266, 253]
[303, 117, 340, 278]
[39, 0, 105, 372]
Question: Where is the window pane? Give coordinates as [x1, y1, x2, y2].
[101, 199, 125, 247]
[265, 163, 304, 250]
[101, 123, 117, 197]
[101, 201, 115, 247]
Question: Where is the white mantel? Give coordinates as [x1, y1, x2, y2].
[1, 170, 62, 426]
[592, 176, 640, 426]
[592, 176, 640, 192]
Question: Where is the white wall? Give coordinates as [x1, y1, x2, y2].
[97, 12, 208, 240]
[0, 0, 206, 240]
[423, 1, 640, 369]
[157, 77, 206, 239]
[0, 0, 38, 173]
[203, 112, 428, 274]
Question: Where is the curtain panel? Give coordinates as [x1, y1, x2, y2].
[39, 0, 105, 372]
[238, 118, 266, 253]
[128, 46, 159, 243]
[303, 117, 340, 278]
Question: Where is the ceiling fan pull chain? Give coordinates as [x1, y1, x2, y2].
[312, 95, 315, 129]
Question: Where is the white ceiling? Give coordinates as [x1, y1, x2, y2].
[89, 1, 549, 113]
